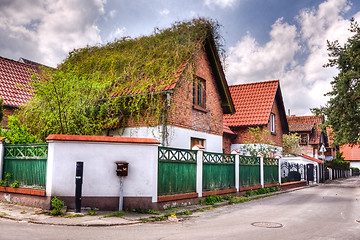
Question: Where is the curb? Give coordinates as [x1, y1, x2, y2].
[0, 184, 317, 227]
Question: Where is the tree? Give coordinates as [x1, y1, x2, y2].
[313, 19, 360, 146]
[0, 116, 39, 144]
[241, 127, 277, 157]
[282, 133, 301, 156]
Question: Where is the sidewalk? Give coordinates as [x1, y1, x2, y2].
[0, 185, 314, 227]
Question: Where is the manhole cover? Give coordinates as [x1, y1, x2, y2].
[251, 222, 283, 228]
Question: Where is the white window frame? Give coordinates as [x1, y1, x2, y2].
[270, 113, 275, 134]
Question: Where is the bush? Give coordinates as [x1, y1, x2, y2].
[288, 171, 301, 182]
[50, 196, 65, 216]
[201, 195, 223, 205]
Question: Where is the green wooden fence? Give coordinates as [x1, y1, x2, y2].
[264, 157, 279, 184]
[239, 156, 260, 187]
[158, 147, 197, 196]
[2, 144, 48, 188]
[202, 152, 235, 191]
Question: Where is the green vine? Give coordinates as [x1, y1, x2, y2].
[17, 18, 223, 140]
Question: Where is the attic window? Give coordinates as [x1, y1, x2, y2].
[300, 134, 308, 145]
[270, 113, 275, 134]
[193, 78, 206, 108]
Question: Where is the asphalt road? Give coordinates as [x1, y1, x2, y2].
[1, 177, 359, 240]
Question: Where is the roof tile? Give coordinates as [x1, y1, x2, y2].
[0, 56, 38, 107]
[223, 80, 279, 127]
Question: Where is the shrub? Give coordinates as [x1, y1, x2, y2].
[50, 196, 65, 216]
[202, 195, 223, 205]
[288, 171, 301, 182]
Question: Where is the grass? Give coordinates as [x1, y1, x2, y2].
[133, 208, 160, 215]
[102, 211, 125, 218]
[64, 214, 85, 218]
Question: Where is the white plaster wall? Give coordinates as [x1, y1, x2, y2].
[46, 141, 159, 200]
[231, 143, 283, 157]
[350, 162, 360, 169]
[111, 126, 223, 153]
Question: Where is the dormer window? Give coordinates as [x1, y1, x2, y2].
[193, 78, 206, 108]
[300, 133, 308, 145]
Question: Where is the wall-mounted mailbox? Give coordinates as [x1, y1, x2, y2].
[115, 162, 129, 176]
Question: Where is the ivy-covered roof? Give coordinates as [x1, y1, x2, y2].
[59, 18, 235, 113]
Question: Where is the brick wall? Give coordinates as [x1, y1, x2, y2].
[1, 106, 15, 127]
[167, 48, 223, 136]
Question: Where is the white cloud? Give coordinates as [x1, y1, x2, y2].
[0, 0, 105, 67]
[107, 27, 127, 42]
[159, 9, 170, 16]
[226, 0, 360, 115]
[204, 0, 239, 9]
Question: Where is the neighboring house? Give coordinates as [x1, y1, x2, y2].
[340, 144, 360, 169]
[287, 115, 332, 160]
[0, 56, 40, 127]
[223, 80, 289, 154]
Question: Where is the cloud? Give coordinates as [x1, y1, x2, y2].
[0, 0, 105, 67]
[159, 9, 170, 16]
[204, 0, 239, 9]
[226, 0, 360, 115]
[106, 27, 127, 42]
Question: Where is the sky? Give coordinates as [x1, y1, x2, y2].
[1, 0, 360, 116]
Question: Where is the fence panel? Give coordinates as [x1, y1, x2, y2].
[239, 156, 260, 187]
[202, 152, 235, 191]
[158, 147, 197, 196]
[2, 144, 48, 188]
[264, 157, 279, 184]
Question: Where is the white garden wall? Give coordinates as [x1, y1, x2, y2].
[46, 135, 160, 203]
[111, 125, 223, 152]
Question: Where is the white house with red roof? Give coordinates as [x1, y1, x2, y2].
[223, 80, 289, 155]
[340, 144, 360, 169]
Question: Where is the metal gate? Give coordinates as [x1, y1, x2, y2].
[307, 164, 314, 182]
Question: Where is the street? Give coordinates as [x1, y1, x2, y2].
[0, 177, 359, 240]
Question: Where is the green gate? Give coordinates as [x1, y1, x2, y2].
[264, 157, 279, 184]
[158, 147, 197, 196]
[2, 144, 48, 188]
[239, 156, 260, 187]
[202, 152, 235, 191]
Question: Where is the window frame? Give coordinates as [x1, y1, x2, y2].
[270, 113, 276, 134]
[191, 137, 205, 149]
[193, 77, 206, 108]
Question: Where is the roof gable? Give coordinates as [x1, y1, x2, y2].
[287, 115, 322, 132]
[0, 56, 38, 107]
[224, 80, 288, 131]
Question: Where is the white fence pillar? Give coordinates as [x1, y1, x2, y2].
[259, 155, 264, 188]
[0, 140, 4, 180]
[194, 147, 204, 197]
[232, 150, 239, 192]
[278, 157, 282, 186]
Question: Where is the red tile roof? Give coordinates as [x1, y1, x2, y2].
[0, 56, 38, 107]
[224, 80, 279, 127]
[300, 154, 324, 163]
[340, 144, 360, 161]
[223, 121, 236, 135]
[287, 115, 322, 132]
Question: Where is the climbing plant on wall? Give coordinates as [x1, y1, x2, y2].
[16, 18, 224, 141]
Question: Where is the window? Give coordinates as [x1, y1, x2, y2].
[193, 78, 206, 108]
[191, 137, 205, 149]
[300, 134, 308, 145]
[270, 113, 275, 133]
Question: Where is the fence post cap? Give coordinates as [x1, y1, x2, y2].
[231, 149, 240, 154]
[191, 145, 204, 150]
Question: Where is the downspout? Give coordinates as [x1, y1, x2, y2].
[161, 92, 171, 146]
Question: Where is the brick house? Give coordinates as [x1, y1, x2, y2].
[0, 56, 41, 127]
[223, 80, 289, 154]
[287, 115, 331, 159]
[109, 36, 235, 152]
